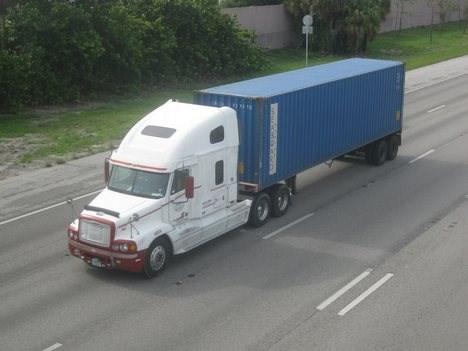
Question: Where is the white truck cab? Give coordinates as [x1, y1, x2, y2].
[68, 101, 251, 277]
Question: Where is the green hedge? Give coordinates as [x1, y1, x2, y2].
[0, 0, 265, 111]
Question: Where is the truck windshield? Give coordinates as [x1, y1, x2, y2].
[108, 165, 169, 199]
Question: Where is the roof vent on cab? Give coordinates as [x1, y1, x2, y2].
[141, 125, 176, 138]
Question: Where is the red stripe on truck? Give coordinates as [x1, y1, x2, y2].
[110, 158, 167, 171]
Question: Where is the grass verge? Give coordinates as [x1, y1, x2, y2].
[1, 21, 467, 168]
[368, 22, 468, 69]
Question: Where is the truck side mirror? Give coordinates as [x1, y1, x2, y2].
[104, 158, 111, 184]
[185, 176, 194, 199]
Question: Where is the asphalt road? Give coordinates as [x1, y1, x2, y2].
[1, 74, 468, 351]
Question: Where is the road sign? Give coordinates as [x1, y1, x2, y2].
[302, 15, 313, 26]
[302, 26, 313, 34]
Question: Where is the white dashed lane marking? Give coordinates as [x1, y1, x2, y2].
[338, 273, 394, 316]
[0, 189, 102, 227]
[408, 149, 435, 164]
[427, 104, 446, 113]
[42, 343, 63, 351]
[262, 213, 315, 240]
[316, 269, 372, 311]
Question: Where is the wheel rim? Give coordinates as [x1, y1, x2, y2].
[277, 192, 288, 211]
[257, 199, 269, 221]
[149, 245, 166, 271]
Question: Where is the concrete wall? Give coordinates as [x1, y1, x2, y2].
[223, 1, 465, 49]
[221, 4, 296, 49]
[380, 0, 462, 32]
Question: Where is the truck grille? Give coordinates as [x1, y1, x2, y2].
[79, 220, 111, 247]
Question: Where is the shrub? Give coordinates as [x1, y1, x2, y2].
[139, 0, 265, 79]
[0, 50, 31, 110]
[2, 1, 105, 106]
[285, 0, 390, 54]
[0, 0, 265, 111]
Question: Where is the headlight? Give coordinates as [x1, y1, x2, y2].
[68, 229, 78, 240]
[117, 241, 137, 253]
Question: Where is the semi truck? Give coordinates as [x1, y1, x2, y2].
[68, 58, 405, 277]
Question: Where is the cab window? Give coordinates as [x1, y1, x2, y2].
[215, 161, 224, 185]
[210, 126, 224, 144]
[171, 168, 189, 194]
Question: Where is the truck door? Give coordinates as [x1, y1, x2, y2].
[169, 168, 191, 224]
[200, 151, 229, 241]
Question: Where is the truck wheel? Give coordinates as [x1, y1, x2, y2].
[144, 237, 172, 278]
[368, 139, 388, 166]
[270, 184, 290, 217]
[386, 136, 399, 160]
[248, 192, 271, 227]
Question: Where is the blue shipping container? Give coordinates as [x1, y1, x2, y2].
[195, 58, 405, 191]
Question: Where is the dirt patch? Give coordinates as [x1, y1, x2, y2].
[31, 101, 112, 116]
[0, 135, 49, 180]
[0, 135, 118, 181]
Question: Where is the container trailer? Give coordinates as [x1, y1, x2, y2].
[68, 58, 405, 277]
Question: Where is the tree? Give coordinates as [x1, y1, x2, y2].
[456, 0, 468, 32]
[285, 0, 390, 53]
[424, 0, 455, 42]
[439, 0, 457, 24]
[344, 0, 390, 53]
[394, 0, 415, 35]
[1, 0, 265, 110]
[426, 0, 437, 43]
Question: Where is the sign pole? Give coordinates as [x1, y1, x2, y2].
[302, 14, 313, 67]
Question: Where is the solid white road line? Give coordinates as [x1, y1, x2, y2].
[427, 104, 446, 113]
[262, 212, 315, 240]
[408, 149, 435, 164]
[0, 189, 102, 227]
[42, 343, 63, 351]
[338, 273, 394, 316]
[316, 269, 372, 311]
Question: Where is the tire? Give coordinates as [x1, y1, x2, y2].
[269, 184, 290, 217]
[144, 237, 172, 278]
[248, 192, 271, 227]
[386, 136, 399, 161]
[367, 139, 388, 166]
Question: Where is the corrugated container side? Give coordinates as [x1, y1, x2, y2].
[195, 62, 404, 191]
[260, 64, 404, 187]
